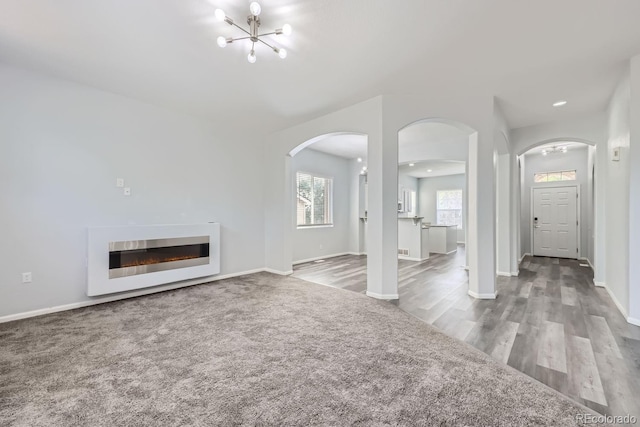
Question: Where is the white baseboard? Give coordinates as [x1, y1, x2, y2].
[0, 268, 267, 324]
[602, 284, 628, 318]
[468, 290, 497, 299]
[366, 291, 399, 300]
[511, 270, 520, 276]
[497, 271, 511, 277]
[263, 268, 293, 275]
[594, 281, 605, 288]
[519, 253, 531, 263]
[398, 255, 429, 262]
[292, 252, 353, 265]
[628, 317, 640, 327]
[579, 257, 595, 270]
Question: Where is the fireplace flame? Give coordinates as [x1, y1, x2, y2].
[121, 255, 200, 268]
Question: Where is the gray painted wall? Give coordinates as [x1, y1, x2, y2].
[398, 171, 418, 217]
[520, 146, 590, 260]
[0, 64, 265, 318]
[291, 149, 352, 262]
[417, 174, 466, 242]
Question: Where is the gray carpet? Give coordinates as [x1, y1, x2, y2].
[0, 272, 597, 426]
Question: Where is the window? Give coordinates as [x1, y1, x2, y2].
[436, 189, 463, 229]
[296, 172, 333, 227]
[534, 170, 576, 183]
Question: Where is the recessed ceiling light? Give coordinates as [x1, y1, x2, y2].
[357, 157, 362, 163]
[409, 163, 415, 167]
[427, 169, 433, 172]
[553, 100, 567, 107]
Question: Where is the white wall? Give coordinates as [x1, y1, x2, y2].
[291, 149, 352, 262]
[0, 64, 265, 318]
[605, 70, 631, 317]
[520, 146, 591, 260]
[398, 171, 418, 217]
[417, 174, 466, 243]
[629, 55, 640, 323]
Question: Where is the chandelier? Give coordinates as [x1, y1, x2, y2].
[541, 145, 568, 156]
[214, 2, 292, 63]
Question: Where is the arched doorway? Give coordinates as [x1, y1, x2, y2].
[287, 132, 369, 290]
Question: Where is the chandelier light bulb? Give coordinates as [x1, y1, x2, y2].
[215, 4, 290, 62]
[249, 2, 261, 16]
[214, 9, 226, 22]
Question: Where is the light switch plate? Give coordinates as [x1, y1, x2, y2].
[116, 178, 125, 188]
[612, 147, 620, 161]
[124, 187, 131, 196]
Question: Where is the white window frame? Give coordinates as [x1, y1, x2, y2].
[296, 171, 334, 228]
[533, 170, 577, 183]
[436, 189, 463, 229]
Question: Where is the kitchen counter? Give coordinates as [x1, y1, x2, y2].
[428, 225, 457, 254]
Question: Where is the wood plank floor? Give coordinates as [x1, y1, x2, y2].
[292, 247, 640, 417]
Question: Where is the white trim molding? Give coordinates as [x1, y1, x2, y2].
[468, 290, 497, 299]
[399, 256, 429, 262]
[519, 253, 531, 263]
[603, 284, 628, 318]
[511, 270, 520, 276]
[579, 257, 595, 271]
[263, 268, 293, 275]
[366, 291, 399, 300]
[0, 267, 266, 324]
[497, 271, 512, 277]
[628, 317, 640, 327]
[594, 281, 605, 288]
[292, 252, 354, 265]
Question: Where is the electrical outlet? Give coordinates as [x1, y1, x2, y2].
[116, 178, 125, 188]
[22, 272, 32, 283]
[124, 187, 131, 196]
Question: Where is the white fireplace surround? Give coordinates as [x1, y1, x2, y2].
[88, 223, 220, 296]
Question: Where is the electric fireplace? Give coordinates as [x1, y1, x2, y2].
[88, 223, 220, 296]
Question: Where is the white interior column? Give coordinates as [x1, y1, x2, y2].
[467, 131, 497, 298]
[496, 153, 511, 276]
[365, 130, 398, 299]
[510, 154, 521, 275]
[628, 55, 640, 324]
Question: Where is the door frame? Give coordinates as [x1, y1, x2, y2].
[530, 184, 581, 259]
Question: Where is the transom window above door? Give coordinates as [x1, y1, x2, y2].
[534, 170, 576, 183]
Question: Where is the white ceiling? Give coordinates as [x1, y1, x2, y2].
[2, 1, 640, 132]
[307, 134, 367, 160]
[399, 160, 466, 179]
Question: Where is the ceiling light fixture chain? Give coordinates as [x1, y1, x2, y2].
[214, 2, 292, 63]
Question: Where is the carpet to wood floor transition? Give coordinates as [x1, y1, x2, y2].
[1, 272, 600, 426]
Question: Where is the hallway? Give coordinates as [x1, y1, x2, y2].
[292, 248, 640, 417]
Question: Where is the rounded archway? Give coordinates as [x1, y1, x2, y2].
[517, 139, 598, 271]
[287, 132, 369, 288]
[394, 117, 494, 301]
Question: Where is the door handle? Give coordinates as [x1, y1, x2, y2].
[534, 225, 541, 228]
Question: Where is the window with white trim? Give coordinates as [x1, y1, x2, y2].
[534, 170, 576, 183]
[436, 189, 463, 229]
[296, 172, 333, 227]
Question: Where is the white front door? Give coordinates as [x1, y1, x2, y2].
[533, 186, 578, 259]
